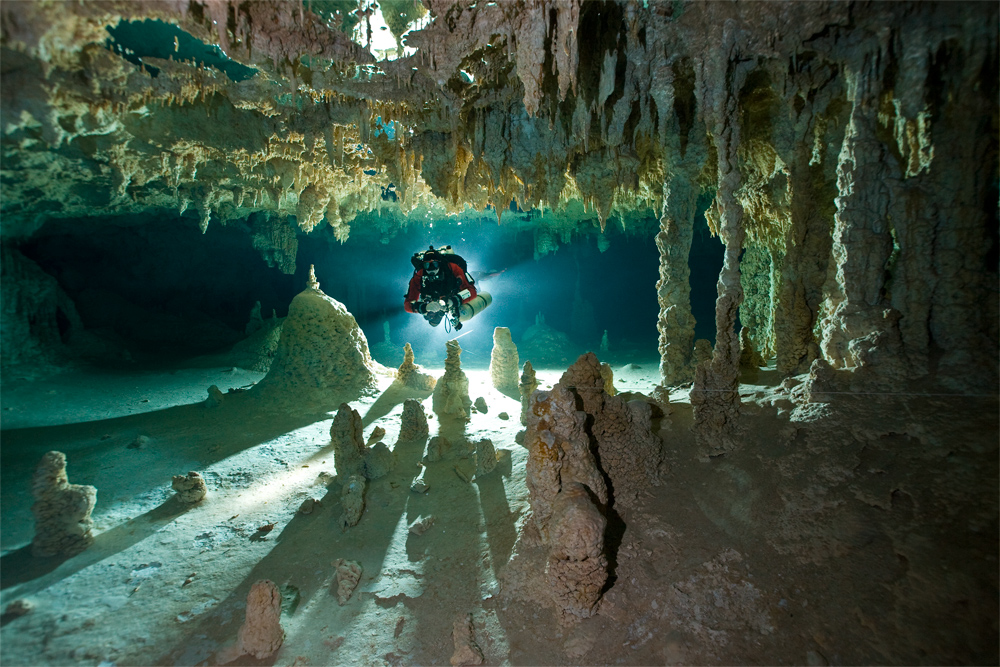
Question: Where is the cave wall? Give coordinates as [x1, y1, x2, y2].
[0, 1, 995, 389]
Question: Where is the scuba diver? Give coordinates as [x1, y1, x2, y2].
[403, 245, 492, 330]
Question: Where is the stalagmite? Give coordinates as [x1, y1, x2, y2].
[251, 269, 377, 405]
[546, 481, 608, 625]
[518, 361, 539, 426]
[339, 474, 366, 529]
[556, 353, 662, 507]
[330, 403, 366, 478]
[432, 339, 471, 422]
[31, 451, 97, 558]
[171, 471, 207, 504]
[691, 34, 753, 457]
[489, 327, 520, 396]
[398, 398, 429, 443]
[363, 442, 394, 480]
[236, 580, 284, 659]
[524, 384, 607, 540]
[474, 438, 498, 477]
[393, 342, 436, 391]
[332, 559, 362, 605]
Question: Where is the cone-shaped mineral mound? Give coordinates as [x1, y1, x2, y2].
[251, 274, 376, 407]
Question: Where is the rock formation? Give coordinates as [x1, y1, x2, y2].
[556, 354, 663, 506]
[474, 438, 498, 477]
[398, 398, 429, 443]
[450, 613, 484, 666]
[363, 442, 395, 480]
[525, 385, 607, 538]
[518, 361, 539, 427]
[546, 482, 608, 624]
[251, 268, 376, 405]
[519, 352, 666, 620]
[31, 451, 97, 558]
[366, 426, 386, 446]
[298, 497, 319, 515]
[393, 342, 436, 392]
[432, 340, 472, 422]
[339, 474, 366, 530]
[236, 580, 284, 659]
[489, 327, 520, 396]
[330, 403, 366, 478]
[473, 396, 488, 414]
[3, 599, 34, 619]
[171, 471, 207, 504]
[204, 385, 225, 408]
[332, 559, 362, 605]
[425, 435, 452, 463]
[408, 515, 435, 535]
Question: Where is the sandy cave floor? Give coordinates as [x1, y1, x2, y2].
[0, 356, 997, 666]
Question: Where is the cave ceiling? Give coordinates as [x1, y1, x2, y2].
[0, 1, 995, 246]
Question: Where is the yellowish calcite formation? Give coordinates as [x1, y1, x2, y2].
[31, 451, 97, 558]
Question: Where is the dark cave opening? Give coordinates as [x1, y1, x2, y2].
[20, 214, 295, 360]
[690, 192, 726, 344]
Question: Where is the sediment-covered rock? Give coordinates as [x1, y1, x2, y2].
[425, 435, 452, 462]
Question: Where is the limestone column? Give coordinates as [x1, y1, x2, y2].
[691, 23, 751, 455]
[773, 143, 837, 375]
[818, 67, 906, 384]
[656, 173, 698, 384]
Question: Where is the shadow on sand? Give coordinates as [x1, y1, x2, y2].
[1, 495, 191, 593]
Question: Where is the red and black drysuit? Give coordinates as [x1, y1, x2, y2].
[403, 261, 477, 316]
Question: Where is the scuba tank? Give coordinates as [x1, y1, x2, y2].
[457, 292, 491, 322]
